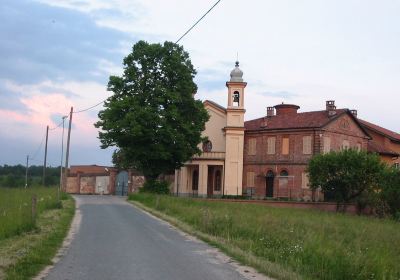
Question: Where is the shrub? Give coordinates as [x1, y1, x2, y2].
[307, 149, 384, 210]
[140, 179, 170, 195]
[379, 167, 400, 220]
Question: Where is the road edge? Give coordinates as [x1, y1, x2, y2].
[127, 198, 273, 280]
[33, 196, 82, 280]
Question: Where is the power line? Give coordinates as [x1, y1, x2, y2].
[30, 132, 46, 160]
[175, 0, 222, 44]
[74, 99, 106, 114]
[49, 117, 68, 131]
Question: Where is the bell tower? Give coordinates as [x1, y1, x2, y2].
[224, 61, 246, 196]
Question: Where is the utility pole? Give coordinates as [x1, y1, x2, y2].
[43, 125, 49, 187]
[59, 116, 67, 198]
[25, 155, 29, 188]
[64, 107, 73, 192]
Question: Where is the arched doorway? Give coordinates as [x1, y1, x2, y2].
[115, 171, 129, 196]
[265, 170, 274, 197]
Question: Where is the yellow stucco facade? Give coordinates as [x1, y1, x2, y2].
[174, 62, 246, 197]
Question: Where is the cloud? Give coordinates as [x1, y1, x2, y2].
[0, 0, 131, 85]
[257, 90, 299, 99]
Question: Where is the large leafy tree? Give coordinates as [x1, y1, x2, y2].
[307, 149, 384, 207]
[95, 41, 209, 180]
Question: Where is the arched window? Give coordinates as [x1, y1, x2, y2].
[280, 170, 288, 177]
[266, 170, 275, 177]
[233, 91, 240, 106]
[192, 170, 199, 191]
[214, 170, 221, 191]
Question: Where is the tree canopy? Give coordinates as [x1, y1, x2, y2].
[95, 40, 209, 180]
[307, 149, 384, 205]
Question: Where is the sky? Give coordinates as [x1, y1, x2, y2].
[1, 0, 399, 167]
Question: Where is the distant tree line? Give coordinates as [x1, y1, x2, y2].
[0, 165, 60, 188]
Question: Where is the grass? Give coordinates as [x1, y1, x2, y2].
[129, 193, 400, 280]
[0, 188, 74, 279]
[0, 187, 63, 240]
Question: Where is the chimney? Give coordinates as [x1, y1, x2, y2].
[350, 109, 357, 118]
[326, 100, 336, 116]
[266, 106, 275, 117]
[274, 103, 300, 116]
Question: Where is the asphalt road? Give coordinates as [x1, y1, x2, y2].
[44, 195, 266, 280]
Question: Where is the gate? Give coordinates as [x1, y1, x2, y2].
[115, 171, 129, 196]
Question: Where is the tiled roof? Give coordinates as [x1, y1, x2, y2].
[245, 109, 347, 131]
[367, 140, 399, 156]
[358, 119, 400, 142]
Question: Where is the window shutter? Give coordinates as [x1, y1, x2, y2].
[302, 136, 312, 154]
[282, 137, 289, 155]
[246, 172, 255, 187]
[267, 137, 276, 155]
[302, 172, 310, 189]
[248, 138, 256, 155]
[323, 137, 331, 154]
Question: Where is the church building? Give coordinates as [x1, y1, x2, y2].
[173, 62, 397, 200]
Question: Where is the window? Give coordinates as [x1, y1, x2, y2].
[282, 137, 289, 155]
[356, 143, 362, 151]
[279, 170, 289, 189]
[192, 170, 198, 190]
[248, 138, 256, 155]
[267, 137, 276, 155]
[233, 91, 240, 106]
[214, 170, 222, 191]
[342, 140, 350, 150]
[303, 136, 312, 154]
[302, 172, 310, 189]
[394, 163, 400, 169]
[323, 136, 331, 154]
[246, 172, 255, 187]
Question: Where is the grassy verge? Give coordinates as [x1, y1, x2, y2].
[129, 193, 400, 280]
[0, 193, 74, 279]
[0, 187, 63, 239]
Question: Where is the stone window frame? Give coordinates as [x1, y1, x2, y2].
[302, 135, 312, 155]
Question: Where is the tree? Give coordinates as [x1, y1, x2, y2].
[95, 41, 209, 181]
[379, 167, 400, 219]
[307, 149, 384, 209]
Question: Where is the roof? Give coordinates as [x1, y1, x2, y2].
[245, 109, 348, 131]
[367, 140, 399, 157]
[358, 119, 400, 142]
[204, 100, 226, 113]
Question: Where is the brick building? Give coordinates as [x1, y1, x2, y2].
[358, 119, 400, 168]
[66, 165, 145, 195]
[170, 62, 399, 200]
[243, 102, 370, 200]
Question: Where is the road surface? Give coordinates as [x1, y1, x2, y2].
[44, 195, 267, 280]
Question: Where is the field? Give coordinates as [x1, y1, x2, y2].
[0, 187, 74, 279]
[0, 187, 62, 239]
[130, 193, 400, 280]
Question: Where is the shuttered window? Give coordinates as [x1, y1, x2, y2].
[246, 172, 255, 187]
[323, 136, 331, 154]
[267, 137, 276, 155]
[302, 136, 312, 154]
[282, 137, 289, 155]
[248, 138, 256, 155]
[302, 172, 310, 189]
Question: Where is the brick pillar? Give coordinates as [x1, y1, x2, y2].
[77, 171, 82, 194]
[109, 170, 117, 194]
